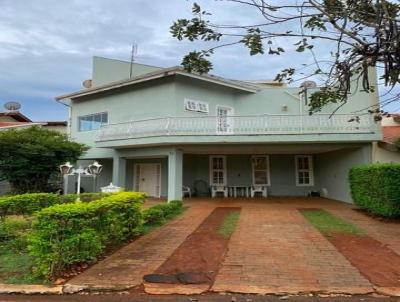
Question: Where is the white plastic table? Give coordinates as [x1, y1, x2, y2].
[228, 185, 251, 197]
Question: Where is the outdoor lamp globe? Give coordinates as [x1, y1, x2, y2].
[88, 161, 103, 175]
[60, 162, 73, 175]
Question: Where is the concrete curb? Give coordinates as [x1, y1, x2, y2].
[0, 284, 62, 294]
[1, 283, 400, 297]
[375, 287, 400, 297]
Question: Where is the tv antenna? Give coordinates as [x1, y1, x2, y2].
[129, 43, 138, 78]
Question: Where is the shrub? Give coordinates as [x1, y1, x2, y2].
[27, 192, 146, 279]
[142, 200, 183, 225]
[0, 192, 109, 218]
[142, 207, 165, 225]
[0, 193, 61, 217]
[60, 192, 111, 203]
[349, 163, 400, 218]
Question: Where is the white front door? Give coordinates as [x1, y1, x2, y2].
[216, 106, 234, 134]
[135, 163, 161, 197]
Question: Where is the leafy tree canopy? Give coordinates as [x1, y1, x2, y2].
[0, 126, 87, 193]
[171, 0, 400, 116]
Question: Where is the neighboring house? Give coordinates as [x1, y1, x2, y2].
[56, 56, 381, 202]
[0, 110, 67, 195]
[0, 110, 67, 132]
[372, 115, 400, 163]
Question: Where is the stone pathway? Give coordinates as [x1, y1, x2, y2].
[64, 205, 213, 292]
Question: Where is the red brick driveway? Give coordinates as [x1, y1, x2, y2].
[65, 197, 400, 296]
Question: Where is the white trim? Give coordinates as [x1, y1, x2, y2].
[295, 155, 314, 186]
[209, 155, 227, 185]
[133, 163, 161, 197]
[251, 155, 271, 186]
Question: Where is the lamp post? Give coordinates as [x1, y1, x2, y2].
[59, 161, 103, 201]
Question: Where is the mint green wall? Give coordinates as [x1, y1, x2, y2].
[315, 144, 372, 203]
[70, 77, 176, 158]
[92, 57, 161, 86]
[174, 76, 239, 116]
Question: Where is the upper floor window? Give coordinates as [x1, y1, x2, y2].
[184, 99, 209, 113]
[78, 112, 108, 131]
[295, 155, 314, 186]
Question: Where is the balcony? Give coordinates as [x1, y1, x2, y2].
[96, 114, 376, 143]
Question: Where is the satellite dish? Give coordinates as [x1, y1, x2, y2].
[82, 79, 92, 89]
[300, 81, 317, 89]
[4, 101, 21, 111]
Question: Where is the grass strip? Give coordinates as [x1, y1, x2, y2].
[140, 207, 186, 235]
[218, 210, 241, 238]
[300, 208, 366, 236]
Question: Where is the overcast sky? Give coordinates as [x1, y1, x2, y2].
[0, 0, 398, 121]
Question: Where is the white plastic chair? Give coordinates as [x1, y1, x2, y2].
[182, 186, 192, 198]
[251, 185, 268, 197]
[211, 185, 228, 198]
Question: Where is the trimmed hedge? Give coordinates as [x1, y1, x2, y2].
[349, 163, 400, 218]
[27, 192, 146, 279]
[0, 192, 110, 218]
[142, 200, 183, 225]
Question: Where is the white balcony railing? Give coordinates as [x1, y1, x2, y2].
[97, 114, 375, 142]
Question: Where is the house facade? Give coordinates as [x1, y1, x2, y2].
[57, 57, 381, 202]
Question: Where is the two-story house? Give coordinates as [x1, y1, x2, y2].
[56, 56, 381, 202]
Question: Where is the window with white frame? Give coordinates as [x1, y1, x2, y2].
[295, 155, 314, 186]
[251, 156, 270, 185]
[210, 156, 226, 185]
[184, 99, 209, 113]
[78, 112, 108, 131]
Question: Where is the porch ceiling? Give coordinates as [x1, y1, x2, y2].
[179, 143, 368, 154]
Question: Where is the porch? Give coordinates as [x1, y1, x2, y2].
[74, 143, 372, 203]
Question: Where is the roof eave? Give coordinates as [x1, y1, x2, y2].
[175, 71, 259, 93]
[55, 72, 169, 101]
[55, 69, 259, 101]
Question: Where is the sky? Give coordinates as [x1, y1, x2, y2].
[0, 0, 398, 121]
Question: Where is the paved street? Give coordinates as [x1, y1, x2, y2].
[0, 293, 398, 302]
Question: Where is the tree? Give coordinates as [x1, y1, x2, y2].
[171, 0, 400, 116]
[0, 126, 87, 193]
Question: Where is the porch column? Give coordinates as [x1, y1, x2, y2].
[168, 149, 183, 201]
[112, 156, 126, 188]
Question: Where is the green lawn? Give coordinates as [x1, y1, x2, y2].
[300, 209, 366, 236]
[218, 210, 241, 238]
